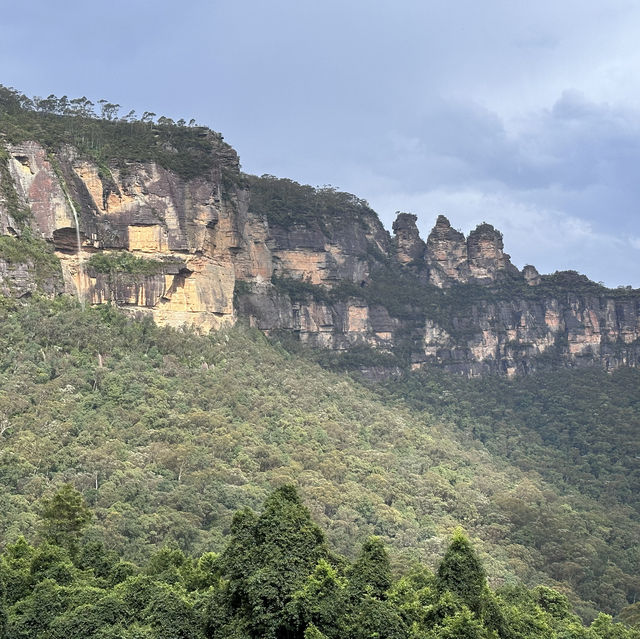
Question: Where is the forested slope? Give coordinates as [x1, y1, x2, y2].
[2, 484, 639, 639]
[381, 367, 640, 510]
[0, 296, 638, 622]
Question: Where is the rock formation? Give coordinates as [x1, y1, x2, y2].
[392, 213, 425, 266]
[425, 215, 471, 285]
[422, 216, 519, 287]
[1, 132, 639, 377]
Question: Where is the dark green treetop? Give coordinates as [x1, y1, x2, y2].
[436, 528, 487, 616]
[40, 484, 92, 554]
[348, 536, 392, 601]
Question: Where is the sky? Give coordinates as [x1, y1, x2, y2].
[1, 0, 639, 286]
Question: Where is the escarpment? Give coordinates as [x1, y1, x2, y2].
[1, 128, 639, 376]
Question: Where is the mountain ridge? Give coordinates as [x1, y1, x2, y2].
[1, 86, 639, 377]
[1, 87, 640, 623]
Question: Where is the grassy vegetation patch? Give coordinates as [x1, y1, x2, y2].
[87, 252, 169, 276]
[0, 229, 62, 283]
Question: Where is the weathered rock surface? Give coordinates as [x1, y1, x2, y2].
[0, 259, 37, 297]
[423, 216, 518, 287]
[2, 139, 256, 330]
[425, 215, 470, 285]
[411, 295, 640, 376]
[393, 213, 425, 266]
[1, 135, 639, 376]
[523, 265, 541, 286]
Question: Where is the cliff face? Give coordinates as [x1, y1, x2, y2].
[425, 215, 520, 286]
[2, 138, 259, 329]
[413, 294, 640, 376]
[1, 133, 639, 376]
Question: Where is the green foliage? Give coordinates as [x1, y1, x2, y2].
[309, 343, 403, 372]
[589, 614, 637, 639]
[29, 543, 75, 585]
[292, 560, 347, 638]
[436, 529, 486, 616]
[348, 536, 392, 600]
[387, 567, 438, 629]
[304, 625, 329, 639]
[87, 252, 169, 276]
[0, 84, 232, 181]
[246, 174, 378, 230]
[0, 228, 62, 284]
[143, 583, 202, 639]
[8, 578, 70, 638]
[426, 607, 486, 639]
[0, 571, 6, 639]
[40, 485, 92, 554]
[347, 596, 408, 639]
[378, 364, 640, 615]
[215, 485, 329, 639]
[0, 82, 639, 638]
[48, 593, 129, 638]
[1, 487, 640, 639]
[75, 541, 121, 582]
[0, 295, 638, 620]
[618, 603, 640, 628]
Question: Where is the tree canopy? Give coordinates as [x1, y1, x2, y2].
[1, 487, 638, 639]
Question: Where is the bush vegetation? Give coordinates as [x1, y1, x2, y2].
[0, 84, 234, 180]
[1, 82, 639, 634]
[246, 174, 379, 230]
[0, 296, 638, 620]
[87, 252, 171, 276]
[1, 484, 638, 638]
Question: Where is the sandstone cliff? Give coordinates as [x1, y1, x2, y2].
[1, 124, 639, 376]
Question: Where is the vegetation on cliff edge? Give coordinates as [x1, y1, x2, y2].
[0, 84, 235, 180]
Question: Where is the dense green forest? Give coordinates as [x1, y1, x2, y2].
[2, 483, 638, 638]
[379, 368, 640, 512]
[0, 295, 639, 626]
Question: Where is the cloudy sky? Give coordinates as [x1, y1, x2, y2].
[2, 0, 639, 286]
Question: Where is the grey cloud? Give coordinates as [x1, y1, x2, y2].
[2, 0, 640, 285]
[378, 91, 640, 194]
[355, 90, 640, 286]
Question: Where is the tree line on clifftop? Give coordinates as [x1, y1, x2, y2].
[0, 84, 199, 128]
[0, 84, 226, 180]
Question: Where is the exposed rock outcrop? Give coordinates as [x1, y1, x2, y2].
[1, 133, 639, 377]
[0, 260, 37, 297]
[411, 295, 640, 377]
[425, 215, 470, 285]
[422, 216, 518, 287]
[523, 265, 541, 286]
[467, 223, 519, 283]
[393, 213, 425, 266]
[2, 139, 255, 330]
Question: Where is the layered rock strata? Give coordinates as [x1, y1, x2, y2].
[411, 295, 640, 376]
[424, 215, 519, 286]
[1, 135, 639, 376]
